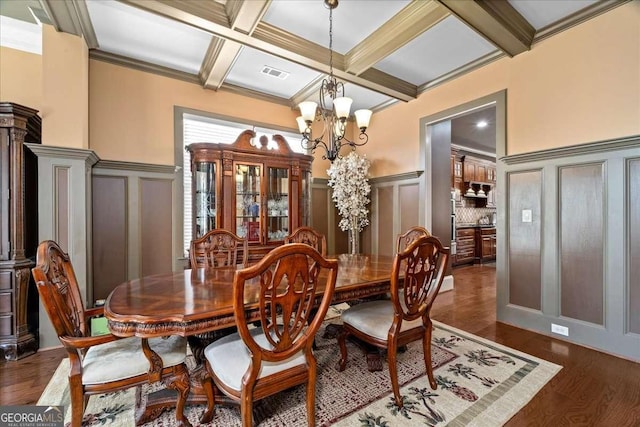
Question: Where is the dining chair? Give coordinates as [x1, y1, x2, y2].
[337, 235, 450, 407]
[31, 240, 190, 427]
[285, 226, 327, 256]
[190, 229, 248, 268]
[396, 225, 431, 253]
[202, 243, 339, 427]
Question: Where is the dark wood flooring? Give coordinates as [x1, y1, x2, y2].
[2, 263, 639, 425]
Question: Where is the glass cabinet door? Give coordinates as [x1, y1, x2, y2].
[266, 167, 289, 242]
[301, 169, 311, 227]
[235, 163, 262, 243]
[193, 161, 217, 238]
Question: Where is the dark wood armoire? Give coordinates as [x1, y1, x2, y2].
[0, 102, 40, 360]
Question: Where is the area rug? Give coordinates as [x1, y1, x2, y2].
[38, 314, 561, 426]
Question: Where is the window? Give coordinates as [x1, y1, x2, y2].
[181, 112, 304, 256]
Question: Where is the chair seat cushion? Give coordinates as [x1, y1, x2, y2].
[342, 300, 424, 341]
[204, 328, 306, 392]
[82, 335, 187, 385]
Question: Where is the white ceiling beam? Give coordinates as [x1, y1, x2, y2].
[437, 0, 534, 57]
[345, 0, 449, 75]
[121, 0, 417, 102]
[200, 0, 270, 90]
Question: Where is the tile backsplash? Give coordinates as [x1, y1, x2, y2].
[456, 206, 496, 225]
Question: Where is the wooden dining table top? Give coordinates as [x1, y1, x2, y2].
[105, 253, 395, 338]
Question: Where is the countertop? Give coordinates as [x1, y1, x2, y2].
[456, 223, 496, 229]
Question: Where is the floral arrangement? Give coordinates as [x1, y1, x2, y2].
[327, 151, 371, 234]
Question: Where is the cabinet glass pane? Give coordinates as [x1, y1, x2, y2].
[236, 164, 261, 242]
[194, 162, 216, 238]
[301, 169, 311, 227]
[267, 167, 289, 242]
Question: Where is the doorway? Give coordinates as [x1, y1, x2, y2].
[418, 90, 506, 284]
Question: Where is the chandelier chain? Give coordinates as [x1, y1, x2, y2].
[329, 7, 333, 78]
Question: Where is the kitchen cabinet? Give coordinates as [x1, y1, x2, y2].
[454, 228, 475, 266]
[451, 150, 464, 207]
[476, 227, 496, 263]
[187, 130, 313, 263]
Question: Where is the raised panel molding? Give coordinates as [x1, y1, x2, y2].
[498, 137, 640, 362]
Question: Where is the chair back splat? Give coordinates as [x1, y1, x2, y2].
[190, 229, 248, 268]
[284, 226, 327, 256]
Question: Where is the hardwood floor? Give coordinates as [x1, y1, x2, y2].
[1, 263, 639, 425]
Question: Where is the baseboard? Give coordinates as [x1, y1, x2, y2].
[441, 275, 454, 292]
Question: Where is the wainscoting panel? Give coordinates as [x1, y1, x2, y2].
[54, 167, 70, 251]
[140, 179, 173, 277]
[629, 158, 640, 334]
[500, 136, 640, 361]
[376, 185, 395, 257]
[368, 172, 424, 257]
[92, 176, 127, 301]
[507, 170, 542, 310]
[559, 163, 604, 325]
[399, 184, 420, 240]
[92, 161, 178, 299]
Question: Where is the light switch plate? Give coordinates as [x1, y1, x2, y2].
[522, 209, 532, 223]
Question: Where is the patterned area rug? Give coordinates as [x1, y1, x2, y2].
[38, 313, 561, 426]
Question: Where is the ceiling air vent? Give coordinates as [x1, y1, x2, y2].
[261, 66, 289, 80]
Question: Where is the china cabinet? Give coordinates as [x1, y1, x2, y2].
[0, 102, 40, 360]
[186, 130, 313, 263]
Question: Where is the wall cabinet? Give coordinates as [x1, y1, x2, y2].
[187, 130, 313, 262]
[0, 103, 40, 360]
[450, 149, 464, 207]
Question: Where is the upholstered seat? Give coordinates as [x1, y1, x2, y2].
[203, 243, 339, 427]
[32, 240, 191, 427]
[337, 235, 449, 408]
[82, 336, 186, 385]
[205, 328, 306, 392]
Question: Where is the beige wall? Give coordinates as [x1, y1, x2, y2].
[0, 46, 42, 110]
[42, 25, 89, 149]
[361, 1, 640, 176]
[89, 60, 301, 166]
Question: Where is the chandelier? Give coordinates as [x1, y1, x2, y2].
[296, 0, 372, 162]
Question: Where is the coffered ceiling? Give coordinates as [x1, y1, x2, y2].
[0, 0, 626, 116]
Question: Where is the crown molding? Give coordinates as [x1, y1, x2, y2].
[369, 171, 424, 184]
[41, 0, 98, 48]
[219, 83, 292, 107]
[89, 50, 201, 85]
[533, 0, 631, 44]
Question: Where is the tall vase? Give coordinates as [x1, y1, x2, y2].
[348, 217, 360, 255]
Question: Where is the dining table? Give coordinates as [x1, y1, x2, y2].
[104, 253, 395, 425]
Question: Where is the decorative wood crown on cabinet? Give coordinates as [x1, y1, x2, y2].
[186, 130, 313, 263]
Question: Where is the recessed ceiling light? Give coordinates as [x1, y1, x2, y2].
[476, 120, 488, 128]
